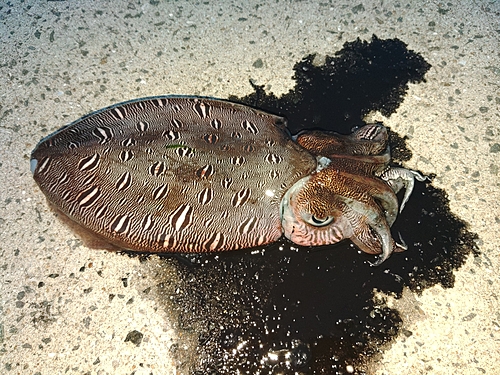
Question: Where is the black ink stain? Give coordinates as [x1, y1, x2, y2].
[148, 35, 478, 374]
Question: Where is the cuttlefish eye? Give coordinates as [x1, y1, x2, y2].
[301, 212, 335, 227]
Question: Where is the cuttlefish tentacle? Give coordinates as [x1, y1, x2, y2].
[380, 167, 428, 212]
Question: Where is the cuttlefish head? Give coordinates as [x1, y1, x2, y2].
[280, 166, 401, 265]
[282, 123, 405, 265]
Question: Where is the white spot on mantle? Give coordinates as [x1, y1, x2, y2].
[265, 189, 275, 198]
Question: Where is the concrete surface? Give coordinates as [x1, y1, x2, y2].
[0, 0, 498, 374]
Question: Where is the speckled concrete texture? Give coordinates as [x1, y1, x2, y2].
[1, 1, 498, 374]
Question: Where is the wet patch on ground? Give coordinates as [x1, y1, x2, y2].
[140, 36, 478, 374]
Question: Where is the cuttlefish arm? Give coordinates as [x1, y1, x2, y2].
[334, 189, 406, 266]
[335, 169, 399, 226]
[294, 123, 389, 157]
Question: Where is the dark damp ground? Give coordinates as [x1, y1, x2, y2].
[140, 36, 478, 374]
